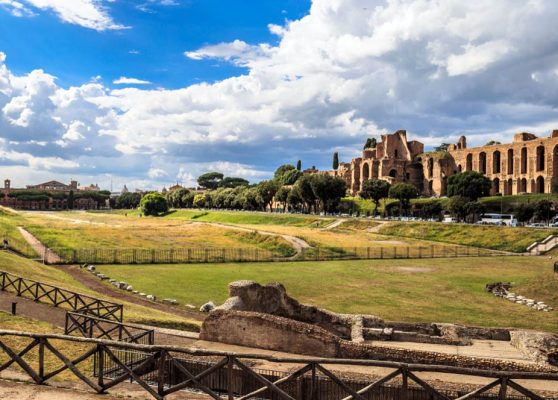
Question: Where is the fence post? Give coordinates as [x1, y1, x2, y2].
[498, 377, 508, 400]
[227, 356, 234, 400]
[158, 350, 166, 396]
[97, 344, 104, 389]
[113, 249, 117, 264]
[38, 338, 45, 382]
[310, 362, 317, 400]
[151, 249, 155, 264]
[431, 245, 434, 258]
[401, 367, 408, 400]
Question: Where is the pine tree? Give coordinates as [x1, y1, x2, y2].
[332, 152, 339, 170]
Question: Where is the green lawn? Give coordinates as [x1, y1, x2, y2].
[0, 251, 200, 329]
[379, 222, 556, 252]
[97, 256, 558, 333]
[107, 209, 333, 227]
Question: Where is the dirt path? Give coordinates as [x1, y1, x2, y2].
[59, 265, 204, 322]
[194, 221, 311, 255]
[321, 218, 346, 230]
[367, 220, 387, 233]
[17, 227, 61, 263]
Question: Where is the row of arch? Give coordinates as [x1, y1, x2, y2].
[460, 145, 554, 175]
[491, 176, 546, 195]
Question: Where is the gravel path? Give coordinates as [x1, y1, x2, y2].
[17, 227, 61, 264]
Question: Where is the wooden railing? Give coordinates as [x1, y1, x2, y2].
[65, 312, 154, 345]
[0, 270, 123, 321]
[0, 330, 556, 400]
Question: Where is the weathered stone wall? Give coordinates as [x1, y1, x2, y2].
[214, 280, 371, 338]
[510, 330, 558, 366]
[319, 128, 558, 197]
[200, 310, 556, 372]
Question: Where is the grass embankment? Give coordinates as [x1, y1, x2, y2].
[0, 208, 37, 257]
[379, 222, 556, 253]
[0, 251, 200, 330]
[0, 311, 95, 382]
[20, 211, 267, 251]
[161, 209, 333, 227]
[97, 257, 558, 333]
[229, 231, 296, 257]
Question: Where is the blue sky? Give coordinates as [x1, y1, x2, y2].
[1, 0, 558, 191]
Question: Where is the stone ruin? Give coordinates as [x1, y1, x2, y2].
[486, 282, 553, 312]
[200, 281, 558, 370]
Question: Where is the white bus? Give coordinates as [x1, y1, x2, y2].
[479, 213, 517, 227]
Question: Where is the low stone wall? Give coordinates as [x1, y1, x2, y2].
[200, 310, 340, 357]
[200, 310, 555, 372]
[510, 330, 558, 366]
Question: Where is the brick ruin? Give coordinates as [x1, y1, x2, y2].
[200, 281, 558, 370]
[318, 129, 558, 197]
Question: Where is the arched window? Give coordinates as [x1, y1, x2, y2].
[507, 149, 514, 174]
[389, 169, 397, 178]
[536, 176, 545, 193]
[518, 178, 527, 193]
[362, 163, 369, 181]
[506, 178, 513, 195]
[479, 152, 487, 174]
[457, 164, 462, 172]
[521, 147, 527, 174]
[466, 154, 473, 171]
[536, 146, 545, 171]
[492, 151, 501, 174]
[492, 178, 500, 195]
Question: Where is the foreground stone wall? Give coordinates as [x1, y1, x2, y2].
[200, 310, 556, 372]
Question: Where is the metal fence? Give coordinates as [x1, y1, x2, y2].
[0, 330, 556, 400]
[0, 270, 123, 321]
[46, 244, 509, 265]
[65, 312, 154, 344]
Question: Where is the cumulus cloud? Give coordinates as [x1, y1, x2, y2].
[5, 0, 127, 31]
[113, 77, 151, 85]
[3, 0, 558, 189]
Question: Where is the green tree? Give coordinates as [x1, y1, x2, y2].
[241, 187, 261, 210]
[294, 175, 317, 213]
[167, 188, 190, 208]
[464, 201, 486, 223]
[332, 152, 339, 170]
[274, 164, 296, 181]
[309, 174, 347, 213]
[421, 201, 443, 220]
[257, 180, 279, 212]
[486, 140, 501, 146]
[115, 192, 142, 209]
[193, 193, 206, 208]
[447, 171, 491, 201]
[515, 203, 534, 224]
[434, 143, 450, 152]
[388, 183, 418, 215]
[364, 138, 377, 149]
[359, 179, 390, 215]
[275, 186, 291, 212]
[296, 160, 302, 171]
[287, 187, 303, 211]
[68, 190, 74, 210]
[281, 169, 302, 185]
[534, 200, 555, 223]
[447, 195, 469, 222]
[197, 172, 224, 190]
[140, 192, 169, 216]
[220, 177, 249, 188]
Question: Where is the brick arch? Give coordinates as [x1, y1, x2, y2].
[536, 145, 545, 172]
[479, 152, 487, 174]
[492, 150, 501, 174]
[507, 149, 514, 174]
[536, 176, 545, 194]
[466, 154, 473, 171]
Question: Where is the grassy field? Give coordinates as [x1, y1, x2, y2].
[379, 222, 556, 252]
[19, 211, 294, 254]
[0, 251, 200, 329]
[97, 256, 558, 332]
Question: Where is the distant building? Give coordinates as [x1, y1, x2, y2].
[318, 128, 558, 196]
[169, 184, 184, 191]
[0, 179, 103, 210]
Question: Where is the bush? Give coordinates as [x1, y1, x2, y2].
[140, 193, 169, 216]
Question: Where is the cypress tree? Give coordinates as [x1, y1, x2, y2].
[332, 152, 339, 170]
[296, 160, 302, 171]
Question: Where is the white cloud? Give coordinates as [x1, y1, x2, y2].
[0, 0, 35, 17]
[113, 77, 151, 85]
[3, 0, 558, 188]
[19, 0, 127, 31]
